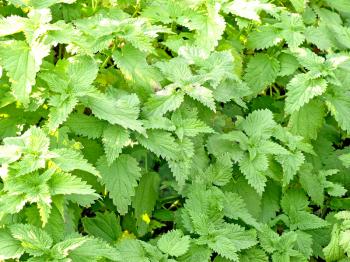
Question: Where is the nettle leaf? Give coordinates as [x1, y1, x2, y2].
[206, 223, 257, 261]
[285, 74, 327, 114]
[247, 26, 283, 50]
[48, 171, 97, 196]
[143, 89, 185, 117]
[82, 92, 145, 133]
[281, 190, 329, 230]
[244, 53, 280, 94]
[0, 41, 48, 106]
[326, 92, 350, 133]
[41, 55, 99, 130]
[288, 99, 325, 140]
[9, 224, 53, 256]
[112, 44, 162, 91]
[0, 228, 24, 260]
[82, 212, 122, 244]
[224, 0, 275, 22]
[136, 130, 180, 160]
[97, 154, 142, 215]
[157, 230, 190, 257]
[52, 148, 99, 177]
[132, 172, 160, 229]
[183, 84, 216, 111]
[65, 113, 106, 139]
[102, 125, 130, 165]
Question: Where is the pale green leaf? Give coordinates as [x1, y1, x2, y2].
[102, 125, 130, 165]
[51, 148, 100, 177]
[183, 84, 216, 111]
[48, 171, 97, 196]
[326, 92, 350, 133]
[82, 92, 145, 133]
[288, 100, 325, 140]
[9, 224, 52, 257]
[285, 74, 327, 114]
[0, 229, 24, 260]
[244, 54, 280, 94]
[247, 26, 283, 50]
[157, 230, 190, 257]
[0, 41, 48, 106]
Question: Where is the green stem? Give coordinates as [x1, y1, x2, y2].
[145, 152, 148, 172]
[99, 42, 116, 69]
[58, 44, 63, 60]
[100, 55, 110, 69]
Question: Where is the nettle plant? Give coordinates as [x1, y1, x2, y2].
[0, 0, 350, 261]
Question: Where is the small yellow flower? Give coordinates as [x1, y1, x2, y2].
[121, 230, 136, 239]
[22, 7, 30, 13]
[141, 213, 151, 224]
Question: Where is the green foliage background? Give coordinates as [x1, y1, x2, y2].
[0, 0, 350, 261]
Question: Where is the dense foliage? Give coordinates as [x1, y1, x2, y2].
[0, 0, 350, 261]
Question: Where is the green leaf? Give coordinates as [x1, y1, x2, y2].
[339, 153, 350, 168]
[143, 89, 185, 117]
[0, 228, 24, 260]
[183, 84, 216, 111]
[326, 92, 350, 133]
[115, 239, 149, 262]
[178, 243, 212, 262]
[239, 247, 268, 262]
[285, 74, 327, 114]
[0, 15, 26, 36]
[65, 113, 106, 139]
[288, 100, 325, 140]
[278, 53, 299, 77]
[244, 54, 280, 94]
[157, 230, 190, 257]
[223, 192, 260, 228]
[275, 151, 305, 186]
[48, 171, 97, 196]
[132, 172, 160, 225]
[299, 166, 324, 206]
[136, 130, 180, 160]
[324, 224, 345, 262]
[240, 109, 276, 140]
[294, 231, 313, 259]
[102, 125, 130, 165]
[324, 0, 350, 13]
[193, 3, 225, 51]
[52, 148, 100, 177]
[112, 44, 161, 92]
[97, 154, 142, 215]
[0, 40, 48, 106]
[9, 224, 53, 257]
[172, 110, 214, 139]
[289, 0, 307, 12]
[68, 236, 119, 261]
[47, 96, 78, 131]
[82, 212, 122, 244]
[239, 153, 268, 195]
[82, 92, 145, 133]
[224, 0, 274, 22]
[247, 26, 282, 50]
[206, 224, 257, 261]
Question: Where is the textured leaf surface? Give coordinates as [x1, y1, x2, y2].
[97, 155, 142, 215]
